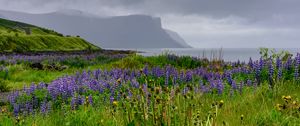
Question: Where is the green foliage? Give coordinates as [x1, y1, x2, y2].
[112, 54, 207, 69]
[0, 18, 100, 52]
[0, 18, 62, 36]
[0, 79, 10, 92]
[0, 35, 99, 52]
[1, 81, 300, 125]
[259, 48, 291, 61]
[1, 49, 300, 125]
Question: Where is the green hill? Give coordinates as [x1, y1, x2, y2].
[0, 18, 100, 52]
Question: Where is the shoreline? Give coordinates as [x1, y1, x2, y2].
[0, 49, 137, 56]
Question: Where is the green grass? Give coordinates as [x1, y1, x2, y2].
[1, 53, 300, 125]
[1, 82, 299, 125]
[0, 54, 205, 89]
[0, 53, 127, 89]
[0, 63, 113, 90]
[112, 54, 207, 69]
[0, 18, 99, 52]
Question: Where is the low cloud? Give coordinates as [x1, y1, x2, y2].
[1, 0, 300, 48]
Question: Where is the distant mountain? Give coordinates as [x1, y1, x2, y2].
[0, 9, 190, 48]
[165, 29, 191, 48]
[54, 9, 100, 18]
[0, 18, 99, 52]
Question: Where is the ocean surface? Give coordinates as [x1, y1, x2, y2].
[106, 48, 300, 62]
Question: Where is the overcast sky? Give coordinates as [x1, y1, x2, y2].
[1, 0, 299, 48]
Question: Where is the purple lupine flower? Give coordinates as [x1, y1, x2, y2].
[93, 69, 101, 80]
[142, 84, 149, 97]
[40, 101, 47, 114]
[117, 92, 121, 101]
[110, 96, 114, 104]
[200, 85, 209, 93]
[277, 67, 282, 80]
[215, 73, 221, 80]
[268, 59, 274, 78]
[246, 79, 252, 86]
[285, 56, 292, 70]
[29, 84, 36, 94]
[276, 57, 282, 69]
[128, 90, 133, 98]
[182, 87, 189, 95]
[254, 61, 261, 83]
[185, 70, 193, 82]
[294, 53, 300, 79]
[179, 71, 185, 82]
[13, 104, 20, 117]
[231, 80, 238, 90]
[71, 96, 77, 110]
[239, 81, 244, 94]
[209, 79, 216, 89]
[165, 70, 170, 86]
[295, 66, 299, 80]
[216, 80, 224, 95]
[225, 70, 233, 85]
[248, 57, 253, 69]
[131, 79, 140, 88]
[8, 92, 19, 104]
[88, 95, 93, 106]
[259, 57, 264, 71]
[172, 72, 178, 86]
[199, 80, 204, 87]
[143, 65, 149, 76]
[25, 102, 33, 115]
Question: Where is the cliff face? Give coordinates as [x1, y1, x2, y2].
[0, 10, 190, 48]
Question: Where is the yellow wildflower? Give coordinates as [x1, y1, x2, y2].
[113, 101, 118, 106]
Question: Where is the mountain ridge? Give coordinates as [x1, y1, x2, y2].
[0, 9, 191, 48]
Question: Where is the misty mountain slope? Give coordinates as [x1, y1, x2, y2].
[165, 29, 191, 48]
[0, 10, 190, 48]
[0, 18, 99, 52]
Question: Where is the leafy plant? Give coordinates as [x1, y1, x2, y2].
[259, 48, 291, 61]
[0, 79, 10, 92]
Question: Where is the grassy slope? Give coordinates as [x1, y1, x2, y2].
[0, 18, 99, 52]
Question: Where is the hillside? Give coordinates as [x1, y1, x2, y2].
[0, 10, 191, 48]
[0, 18, 99, 52]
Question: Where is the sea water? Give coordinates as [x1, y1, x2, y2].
[106, 48, 300, 62]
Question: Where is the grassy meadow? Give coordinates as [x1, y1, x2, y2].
[0, 49, 300, 126]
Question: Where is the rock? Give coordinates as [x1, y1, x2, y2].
[30, 62, 43, 70]
[59, 65, 69, 71]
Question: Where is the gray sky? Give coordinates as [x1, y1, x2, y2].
[1, 0, 300, 48]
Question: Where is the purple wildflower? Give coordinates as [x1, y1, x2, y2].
[110, 96, 114, 104]
[71, 96, 77, 110]
[40, 101, 47, 114]
[13, 104, 20, 117]
[268, 59, 274, 78]
[216, 80, 224, 95]
[239, 81, 244, 94]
